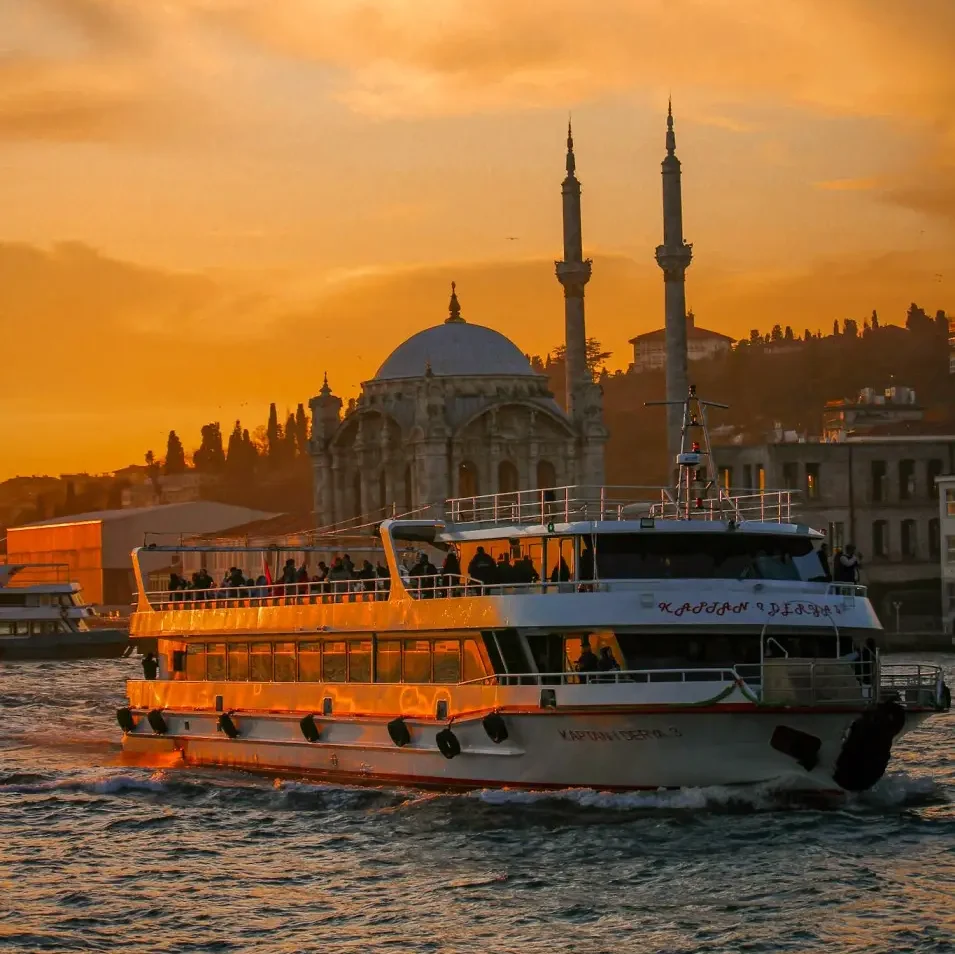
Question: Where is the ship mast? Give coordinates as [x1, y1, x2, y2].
[646, 385, 728, 518]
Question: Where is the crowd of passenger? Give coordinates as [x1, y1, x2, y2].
[164, 554, 391, 605]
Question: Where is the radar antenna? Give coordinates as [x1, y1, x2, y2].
[645, 385, 729, 519]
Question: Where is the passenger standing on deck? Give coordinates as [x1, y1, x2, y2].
[576, 638, 599, 683]
[597, 646, 620, 673]
[442, 549, 461, 596]
[834, 544, 861, 583]
[467, 546, 497, 592]
[142, 652, 159, 680]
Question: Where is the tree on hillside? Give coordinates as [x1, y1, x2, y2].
[749, 329, 761, 344]
[226, 420, 257, 478]
[935, 309, 949, 335]
[871, 309, 880, 330]
[843, 318, 858, 338]
[295, 403, 309, 454]
[164, 431, 186, 475]
[549, 338, 612, 376]
[784, 326, 794, 341]
[832, 319, 840, 336]
[267, 403, 281, 462]
[193, 423, 225, 472]
[284, 412, 298, 461]
[145, 449, 161, 495]
[803, 328, 812, 341]
[771, 324, 783, 341]
[906, 302, 931, 334]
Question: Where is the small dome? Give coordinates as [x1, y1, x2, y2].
[374, 322, 538, 381]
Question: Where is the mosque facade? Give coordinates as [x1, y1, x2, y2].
[308, 125, 607, 527]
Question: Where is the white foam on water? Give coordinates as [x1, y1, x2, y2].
[0, 770, 171, 797]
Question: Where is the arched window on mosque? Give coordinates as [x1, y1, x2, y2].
[352, 472, 362, 520]
[459, 460, 479, 498]
[498, 460, 519, 495]
[536, 459, 557, 490]
[404, 465, 413, 513]
[378, 470, 388, 516]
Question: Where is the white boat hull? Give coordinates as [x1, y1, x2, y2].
[120, 706, 932, 792]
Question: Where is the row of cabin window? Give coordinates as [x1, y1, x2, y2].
[184, 637, 487, 684]
[0, 620, 72, 636]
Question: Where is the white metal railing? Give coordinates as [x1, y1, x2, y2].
[445, 484, 797, 526]
[0, 562, 73, 586]
[466, 666, 741, 687]
[826, 583, 868, 598]
[459, 661, 947, 708]
[145, 577, 390, 609]
[879, 664, 946, 708]
[649, 489, 793, 523]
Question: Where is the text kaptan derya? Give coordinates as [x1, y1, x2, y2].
[558, 727, 682, 742]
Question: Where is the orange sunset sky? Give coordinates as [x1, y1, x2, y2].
[1, 0, 953, 480]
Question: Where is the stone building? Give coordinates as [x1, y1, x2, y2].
[309, 127, 607, 528]
[628, 311, 733, 373]
[935, 474, 955, 632]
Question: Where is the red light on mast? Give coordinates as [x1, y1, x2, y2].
[691, 441, 700, 453]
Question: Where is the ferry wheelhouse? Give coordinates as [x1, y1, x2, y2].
[117, 391, 950, 793]
[0, 563, 130, 660]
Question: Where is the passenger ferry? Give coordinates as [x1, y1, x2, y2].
[0, 563, 130, 660]
[118, 392, 950, 793]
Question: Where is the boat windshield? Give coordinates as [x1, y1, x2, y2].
[590, 533, 824, 582]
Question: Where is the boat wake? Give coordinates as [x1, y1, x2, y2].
[1, 766, 944, 814]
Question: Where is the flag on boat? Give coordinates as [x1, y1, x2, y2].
[263, 561, 273, 586]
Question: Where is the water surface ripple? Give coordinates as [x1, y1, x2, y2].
[1, 655, 953, 953]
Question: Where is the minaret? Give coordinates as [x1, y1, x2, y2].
[555, 120, 592, 420]
[654, 100, 693, 464]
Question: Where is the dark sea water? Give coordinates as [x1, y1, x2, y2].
[1, 654, 953, 954]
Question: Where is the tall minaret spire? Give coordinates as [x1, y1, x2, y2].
[655, 100, 693, 465]
[555, 118, 592, 421]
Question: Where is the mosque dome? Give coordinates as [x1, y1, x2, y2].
[372, 283, 538, 382]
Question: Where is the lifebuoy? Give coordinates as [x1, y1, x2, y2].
[300, 713, 321, 743]
[832, 702, 903, 792]
[218, 713, 239, 739]
[436, 727, 461, 759]
[482, 713, 508, 744]
[116, 707, 136, 734]
[387, 717, 411, 747]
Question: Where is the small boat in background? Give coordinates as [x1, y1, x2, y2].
[0, 563, 131, 661]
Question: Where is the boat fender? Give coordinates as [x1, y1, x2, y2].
[769, 725, 821, 771]
[218, 713, 239, 739]
[116, 707, 136, 734]
[300, 714, 321, 743]
[387, 717, 411, 747]
[941, 683, 951, 711]
[146, 709, 168, 735]
[832, 702, 903, 792]
[482, 713, 508, 744]
[436, 727, 461, 760]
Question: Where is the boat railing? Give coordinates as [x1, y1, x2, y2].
[0, 562, 73, 586]
[649, 489, 794, 523]
[461, 662, 947, 708]
[825, 583, 868, 598]
[144, 577, 391, 610]
[444, 484, 797, 526]
[879, 663, 947, 708]
[467, 666, 742, 687]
